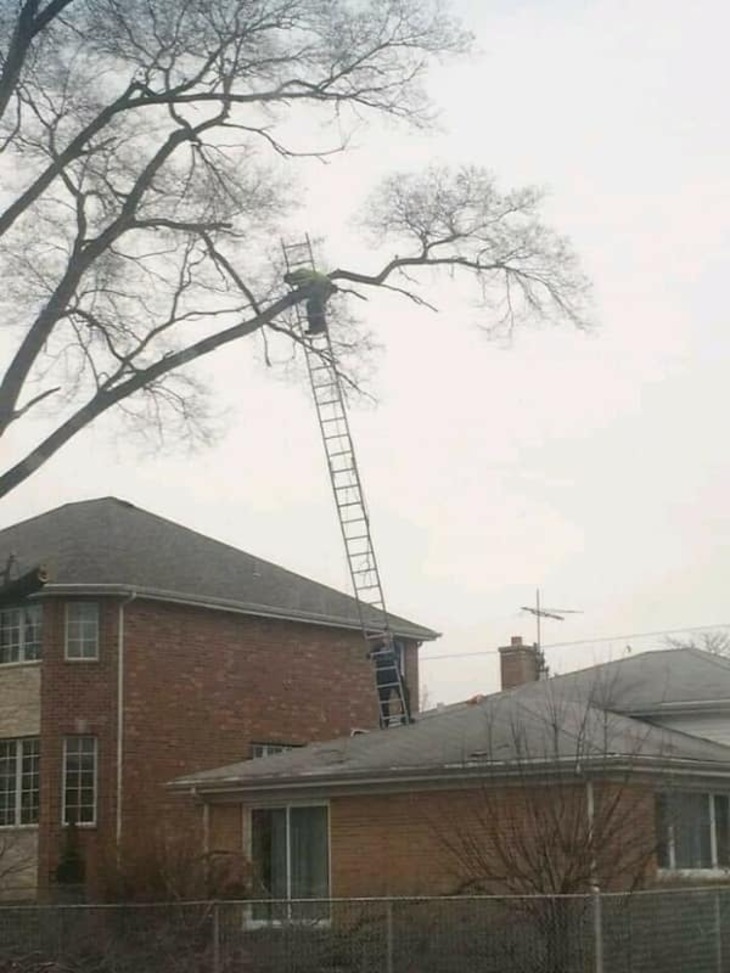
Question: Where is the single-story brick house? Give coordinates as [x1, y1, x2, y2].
[173, 641, 730, 912]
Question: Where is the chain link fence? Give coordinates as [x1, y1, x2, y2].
[0, 887, 728, 972]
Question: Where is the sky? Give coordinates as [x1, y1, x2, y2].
[2, 0, 730, 704]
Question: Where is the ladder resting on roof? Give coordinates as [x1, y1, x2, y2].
[281, 236, 411, 729]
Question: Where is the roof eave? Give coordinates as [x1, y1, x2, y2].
[171, 753, 730, 799]
[37, 583, 439, 641]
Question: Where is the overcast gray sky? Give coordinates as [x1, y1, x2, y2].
[3, 0, 729, 703]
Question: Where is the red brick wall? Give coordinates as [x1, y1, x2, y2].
[37, 595, 420, 898]
[120, 600, 410, 817]
[331, 791, 462, 896]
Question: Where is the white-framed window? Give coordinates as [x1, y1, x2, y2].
[0, 604, 42, 664]
[0, 738, 40, 826]
[62, 736, 97, 825]
[250, 742, 299, 760]
[65, 602, 99, 660]
[656, 792, 730, 870]
[250, 804, 329, 921]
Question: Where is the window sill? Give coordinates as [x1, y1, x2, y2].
[0, 824, 39, 832]
[64, 658, 100, 663]
[243, 917, 332, 930]
[657, 867, 730, 880]
[242, 904, 332, 929]
[0, 659, 41, 670]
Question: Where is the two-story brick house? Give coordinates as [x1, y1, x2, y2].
[0, 497, 436, 900]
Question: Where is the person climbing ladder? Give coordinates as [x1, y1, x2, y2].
[284, 267, 338, 335]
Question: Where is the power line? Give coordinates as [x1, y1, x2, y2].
[419, 621, 730, 663]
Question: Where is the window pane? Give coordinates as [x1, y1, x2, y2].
[0, 606, 42, 664]
[0, 738, 40, 826]
[250, 743, 298, 759]
[0, 609, 20, 664]
[290, 806, 329, 920]
[65, 603, 99, 660]
[19, 739, 39, 825]
[672, 793, 712, 868]
[251, 808, 288, 919]
[0, 741, 16, 827]
[64, 737, 97, 824]
[715, 796, 729, 867]
[22, 605, 42, 661]
[655, 794, 670, 868]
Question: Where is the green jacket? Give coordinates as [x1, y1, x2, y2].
[284, 268, 335, 291]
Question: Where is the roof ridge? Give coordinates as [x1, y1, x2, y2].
[680, 646, 730, 675]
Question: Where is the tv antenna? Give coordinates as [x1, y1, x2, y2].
[520, 588, 582, 652]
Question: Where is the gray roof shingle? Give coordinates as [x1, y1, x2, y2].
[543, 647, 730, 712]
[0, 497, 437, 640]
[173, 648, 730, 794]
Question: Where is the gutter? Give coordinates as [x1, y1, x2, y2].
[34, 583, 438, 642]
[627, 700, 730, 716]
[169, 753, 730, 799]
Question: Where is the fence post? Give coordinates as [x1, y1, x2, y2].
[385, 899, 394, 973]
[715, 889, 723, 973]
[592, 886, 604, 973]
[212, 901, 221, 973]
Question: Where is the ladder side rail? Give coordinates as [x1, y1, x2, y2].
[301, 330, 392, 637]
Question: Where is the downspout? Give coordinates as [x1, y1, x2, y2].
[116, 590, 137, 859]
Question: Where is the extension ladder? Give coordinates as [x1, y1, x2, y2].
[281, 236, 411, 728]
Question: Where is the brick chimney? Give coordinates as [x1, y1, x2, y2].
[499, 635, 542, 690]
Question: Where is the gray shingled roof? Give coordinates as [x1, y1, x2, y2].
[543, 647, 730, 713]
[0, 498, 437, 640]
[173, 648, 730, 795]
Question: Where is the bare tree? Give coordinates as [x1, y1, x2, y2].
[665, 630, 730, 657]
[0, 0, 591, 501]
[0, 829, 38, 900]
[425, 681, 661, 972]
